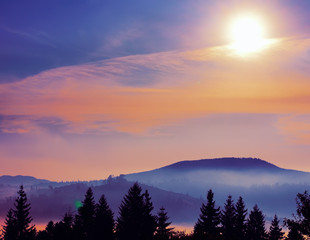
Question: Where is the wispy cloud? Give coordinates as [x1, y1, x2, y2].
[1, 38, 310, 135]
[1, 26, 57, 48]
[277, 114, 310, 145]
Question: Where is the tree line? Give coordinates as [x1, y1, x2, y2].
[1, 183, 309, 240]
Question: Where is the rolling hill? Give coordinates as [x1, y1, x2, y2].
[0, 158, 309, 226]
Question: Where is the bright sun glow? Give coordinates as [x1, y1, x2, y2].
[229, 14, 270, 55]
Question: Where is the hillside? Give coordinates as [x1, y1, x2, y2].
[0, 158, 309, 225]
[124, 158, 310, 218]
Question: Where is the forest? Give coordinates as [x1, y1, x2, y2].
[1, 183, 309, 240]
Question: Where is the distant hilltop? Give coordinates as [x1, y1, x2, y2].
[161, 157, 280, 171]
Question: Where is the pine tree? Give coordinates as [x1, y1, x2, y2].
[142, 190, 157, 240]
[235, 196, 247, 240]
[221, 195, 236, 240]
[74, 187, 96, 240]
[116, 183, 156, 240]
[155, 207, 174, 240]
[296, 191, 310, 236]
[284, 191, 310, 239]
[54, 213, 74, 240]
[36, 221, 55, 240]
[3, 185, 36, 240]
[286, 221, 305, 240]
[193, 189, 221, 240]
[246, 204, 267, 240]
[94, 194, 115, 240]
[2, 209, 17, 240]
[268, 215, 284, 240]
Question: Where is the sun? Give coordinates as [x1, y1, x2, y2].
[229, 14, 270, 55]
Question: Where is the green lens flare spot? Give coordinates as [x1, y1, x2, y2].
[75, 200, 83, 209]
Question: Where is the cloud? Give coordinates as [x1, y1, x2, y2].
[277, 114, 310, 145]
[1, 38, 310, 135]
[1, 27, 57, 48]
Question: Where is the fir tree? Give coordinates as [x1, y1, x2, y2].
[74, 187, 96, 240]
[246, 204, 267, 240]
[2, 209, 17, 240]
[116, 183, 156, 240]
[155, 207, 174, 240]
[54, 213, 74, 240]
[3, 185, 36, 240]
[193, 189, 221, 240]
[235, 196, 247, 240]
[296, 191, 310, 236]
[94, 194, 115, 240]
[268, 215, 284, 240]
[142, 190, 157, 240]
[221, 195, 236, 240]
[36, 221, 54, 240]
[285, 221, 304, 240]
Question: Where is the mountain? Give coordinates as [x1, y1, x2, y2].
[124, 158, 310, 218]
[0, 177, 201, 225]
[0, 158, 309, 226]
[124, 158, 310, 189]
[164, 158, 280, 170]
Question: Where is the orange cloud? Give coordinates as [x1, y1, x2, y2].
[1, 38, 310, 134]
[277, 115, 310, 145]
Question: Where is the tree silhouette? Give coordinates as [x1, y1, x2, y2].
[2, 209, 17, 240]
[193, 189, 221, 240]
[268, 215, 284, 240]
[221, 195, 237, 240]
[142, 190, 157, 239]
[235, 196, 247, 240]
[55, 212, 74, 240]
[285, 191, 309, 238]
[36, 221, 54, 240]
[285, 221, 305, 240]
[94, 194, 115, 240]
[74, 187, 96, 240]
[116, 183, 156, 240]
[246, 204, 267, 240]
[2, 185, 36, 240]
[155, 207, 174, 240]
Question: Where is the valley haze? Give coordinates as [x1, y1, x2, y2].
[0, 158, 309, 227]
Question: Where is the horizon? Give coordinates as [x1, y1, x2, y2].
[1, 157, 309, 182]
[1, 1, 310, 181]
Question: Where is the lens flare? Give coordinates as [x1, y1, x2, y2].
[229, 14, 272, 55]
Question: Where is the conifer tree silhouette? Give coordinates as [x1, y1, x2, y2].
[94, 194, 115, 240]
[2, 185, 36, 240]
[74, 187, 96, 240]
[246, 204, 267, 240]
[221, 195, 237, 240]
[55, 212, 74, 240]
[36, 213, 74, 240]
[155, 207, 174, 240]
[285, 191, 310, 238]
[235, 196, 247, 240]
[2, 209, 17, 240]
[142, 190, 157, 239]
[285, 221, 305, 240]
[116, 183, 156, 240]
[36, 221, 54, 240]
[268, 215, 284, 240]
[193, 189, 221, 240]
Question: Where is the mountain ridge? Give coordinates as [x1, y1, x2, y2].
[0, 157, 309, 225]
[157, 157, 281, 171]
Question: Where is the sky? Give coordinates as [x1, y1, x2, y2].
[1, 0, 310, 181]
